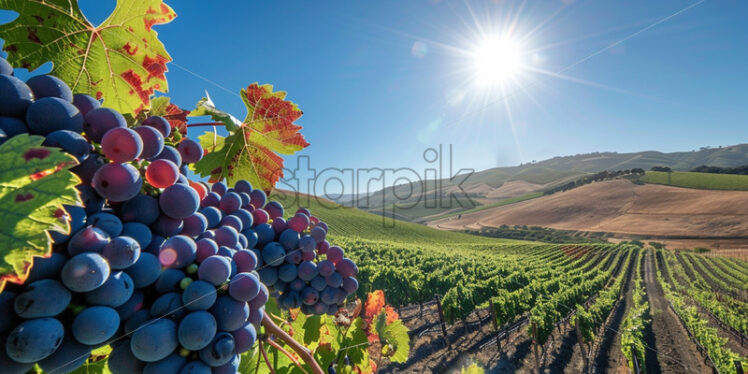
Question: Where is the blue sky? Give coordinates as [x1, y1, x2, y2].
[3, 1, 747, 195]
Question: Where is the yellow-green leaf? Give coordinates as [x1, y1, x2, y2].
[0, 0, 176, 115]
[0, 135, 80, 292]
[191, 84, 309, 191]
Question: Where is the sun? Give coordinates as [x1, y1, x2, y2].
[471, 37, 522, 86]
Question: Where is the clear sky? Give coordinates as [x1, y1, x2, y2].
[2, 0, 747, 195]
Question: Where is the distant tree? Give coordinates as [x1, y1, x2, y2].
[650, 166, 672, 172]
[648, 241, 665, 249]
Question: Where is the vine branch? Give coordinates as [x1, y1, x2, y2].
[261, 313, 325, 374]
[186, 122, 225, 128]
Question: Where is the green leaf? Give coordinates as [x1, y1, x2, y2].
[68, 345, 112, 374]
[0, 0, 176, 115]
[340, 318, 370, 369]
[0, 135, 80, 291]
[191, 84, 309, 191]
[380, 319, 410, 363]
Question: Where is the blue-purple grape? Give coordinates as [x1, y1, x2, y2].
[26, 74, 72, 102]
[130, 319, 178, 362]
[26, 97, 84, 135]
[178, 311, 217, 350]
[85, 271, 134, 307]
[72, 306, 120, 345]
[61, 252, 110, 292]
[92, 162, 143, 202]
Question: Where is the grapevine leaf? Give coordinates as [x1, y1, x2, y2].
[191, 84, 309, 191]
[150, 96, 190, 135]
[340, 318, 370, 369]
[0, 135, 80, 292]
[0, 0, 176, 115]
[68, 345, 112, 374]
[379, 319, 410, 363]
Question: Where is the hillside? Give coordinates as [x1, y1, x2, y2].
[429, 179, 748, 250]
[345, 144, 748, 222]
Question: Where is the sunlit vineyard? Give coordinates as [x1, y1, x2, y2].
[275, 191, 748, 373]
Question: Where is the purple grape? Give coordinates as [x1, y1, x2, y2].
[143, 354, 186, 374]
[154, 145, 182, 166]
[14, 279, 71, 318]
[320, 287, 337, 305]
[84, 107, 126, 143]
[198, 332, 235, 367]
[213, 226, 239, 248]
[72, 306, 120, 345]
[120, 194, 159, 225]
[219, 215, 243, 232]
[144, 235, 166, 255]
[301, 251, 315, 261]
[201, 192, 221, 208]
[287, 213, 310, 233]
[146, 159, 179, 188]
[61, 253, 110, 292]
[67, 225, 110, 256]
[88, 211, 123, 236]
[219, 192, 241, 214]
[299, 235, 316, 253]
[0, 74, 34, 117]
[102, 236, 141, 269]
[154, 268, 186, 294]
[26, 74, 72, 102]
[231, 322, 256, 353]
[124, 252, 161, 288]
[92, 162, 143, 202]
[198, 255, 231, 286]
[183, 280, 217, 311]
[243, 230, 259, 249]
[134, 125, 165, 159]
[177, 138, 203, 163]
[252, 208, 269, 226]
[228, 272, 260, 302]
[285, 250, 302, 265]
[263, 201, 283, 219]
[122, 222, 153, 249]
[310, 226, 327, 243]
[101, 127, 143, 162]
[254, 223, 275, 245]
[249, 189, 266, 209]
[327, 246, 344, 264]
[116, 290, 144, 320]
[289, 278, 306, 292]
[233, 180, 251, 194]
[150, 292, 185, 320]
[297, 261, 318, 281]
[72, 93, 100, 117]
[151, 215, 183, 237]
[342, 277, 359, 294]
[325, 272, 343, 288]
[26, 252, 67, 283]
[211, 182, 227, 196]
[143, 115, 171, 137]
[160, 184, 199, 219]
[311, 276, 327, 292]
[261, 242, 286, 266]
[336, 258, 358, 277]
[0, 116, 28, 138]
[271, 217, 286, 234]
[130, 319, 178, 362]
[0, 57, 13, 75]
[210, 296, 249, 332]
[279, 229, 300, 251]
[38, 336, 91, 374]
[317, 260, 335, 277]
[196, 238, 219, 263]
[43, 129, 91, 161]
[71, 154, 105, 185]
[247, 307, 263, 326]
[258, 268, 278, 286]
[200, 206, 222, 228]
[233, 250, 257, 273]
[182, 212, 207, 237]
[178, 311, 217, 350]
[301, 287, 319, 305]
[159, 235, 197, 268]
[248, 284, 269, 310]
[26, 97, 84, 135]
[5, 318, 64, 363]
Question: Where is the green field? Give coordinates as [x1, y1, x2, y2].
[639, 171, 748, 190]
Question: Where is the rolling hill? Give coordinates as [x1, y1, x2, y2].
[429, 179, 748, 250]
[342, 144, 748, 222]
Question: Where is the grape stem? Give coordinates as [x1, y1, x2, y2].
[186, 122, 225, 128]
[262, 313, 324, 374]
[259, 340, 276, 374]
[267, 338, 310, 374]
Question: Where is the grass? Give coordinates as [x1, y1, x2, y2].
[270, 190, 513, 245]
[428, 191, 544, 221]
[639, 171, 748, 191]
[375, 195, 481, 221]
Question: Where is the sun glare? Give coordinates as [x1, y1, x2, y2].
[472, 37, 522, 86]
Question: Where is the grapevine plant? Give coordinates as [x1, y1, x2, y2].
[0, 1, 409, 373]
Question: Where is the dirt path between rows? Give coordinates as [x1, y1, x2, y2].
[643, 250, 711, 374]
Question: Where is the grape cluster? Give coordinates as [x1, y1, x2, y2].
[0, 57, 358, 374]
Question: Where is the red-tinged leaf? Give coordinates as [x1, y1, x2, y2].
[364, 290, 386, 320]
[150, 96, 190, 135]
[0, 135, 80, 292]
[0, 0, 176, 115]
[192, 84, 309, 191]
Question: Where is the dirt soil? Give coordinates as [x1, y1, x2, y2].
[430, 179, 748, 250]
[643, 251, 712, 374]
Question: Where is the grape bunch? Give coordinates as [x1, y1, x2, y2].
[0, 57, 359, 374]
